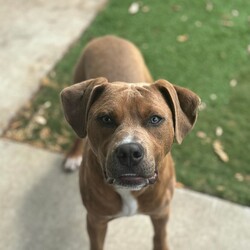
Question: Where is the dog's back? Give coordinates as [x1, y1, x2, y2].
[73, 35, 153, 83]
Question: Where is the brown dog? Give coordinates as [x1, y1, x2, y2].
[60, 35, 200, 250]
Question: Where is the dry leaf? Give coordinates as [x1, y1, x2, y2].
[247, 45, 250, 54]
[40, 127, 51, 139]
[180, 15, 188, 22]
[197, 131, 211, 144]
[10, 120, 22, 129]
[196, 131, 207, 139]
[213, 140, 229, 162]
[232, 10, 239, 17]
[210, 93, 217, 100]
[221, 20, 234, 27]
[49, 144, 63, 152]
[234, 173, 244, 182]
[10, 129, 26, 141]
[206, 2, 213, 12]
[128, 2, 139, 14]
[195, 21, 202, 27]
[41, 77, 51, 86]
[216, 127, 223, 137]
[216, 185, 225, 191]
[230, 79, 237, 87]
[177, 34, 189, 42]
[142, 5, 150, 13]
[57, 136, 69, 145]
[43, 101, 51, 109]
[34, 115, 47, 125]
[32, 141, 45, 148]
[171, 5, 182, 12]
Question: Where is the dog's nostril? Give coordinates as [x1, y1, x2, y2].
[117, 151, 127, 159]
[116, 143, 144, 166]
[133, 151, 142, 159]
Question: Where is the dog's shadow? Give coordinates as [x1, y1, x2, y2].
[17, 156, 88, 250]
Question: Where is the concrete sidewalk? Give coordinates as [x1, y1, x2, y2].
[0, 1, 250, 250]
[1, 139, 250, 250]
[0, 0, 106, 134]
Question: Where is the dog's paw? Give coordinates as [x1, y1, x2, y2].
[63, 156, 82, 172]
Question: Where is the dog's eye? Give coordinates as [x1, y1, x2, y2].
[99, 115, 116, 127]
[149, 115, 163, 125]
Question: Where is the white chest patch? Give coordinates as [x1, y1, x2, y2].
[115, 189, 138, 217]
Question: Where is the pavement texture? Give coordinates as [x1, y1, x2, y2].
[0, 1, 250, 250]
[0, 0, 106, 134]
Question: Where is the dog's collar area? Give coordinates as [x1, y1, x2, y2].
[104, 171, 158, 190]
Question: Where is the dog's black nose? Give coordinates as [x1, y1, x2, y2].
[116, 143, 144, 166]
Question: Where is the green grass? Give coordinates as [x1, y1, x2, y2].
[5, 0, 250, 206]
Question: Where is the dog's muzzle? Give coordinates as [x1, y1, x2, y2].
[105, 143, 158, 190]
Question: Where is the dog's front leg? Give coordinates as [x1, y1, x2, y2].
[87, 213, 108, 250]
[63, 137, 84, 172]
[150, 211, 170, 250]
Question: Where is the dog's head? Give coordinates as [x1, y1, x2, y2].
[61, 77, 200, 190]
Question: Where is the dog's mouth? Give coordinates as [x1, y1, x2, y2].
[105, 171, 158, 190]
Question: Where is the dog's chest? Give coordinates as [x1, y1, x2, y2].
[115, 189, 138, 217]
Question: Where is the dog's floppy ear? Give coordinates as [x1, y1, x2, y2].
[60, 77, 108, 138]
[154, 79, 200, 144]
